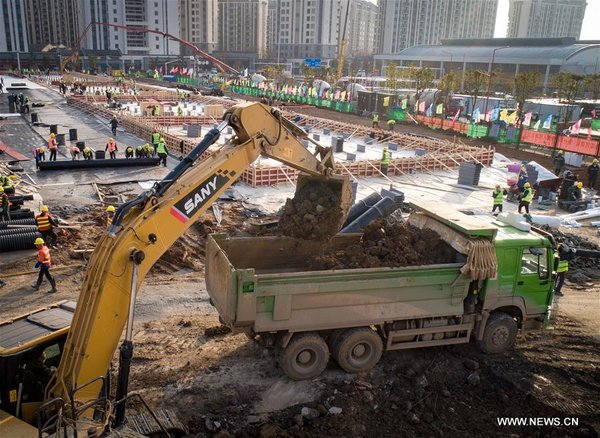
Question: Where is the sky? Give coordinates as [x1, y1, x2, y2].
[494, 0, 600, 39]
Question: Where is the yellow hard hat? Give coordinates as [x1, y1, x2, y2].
[144, 143, 150, 147]
[41, 205, 49, 212]
[34, 237, 45, 245]
[0, 187, 3, 193]
[576, 182, 583, 189]
[109, 138, 114, 142]
[50, 133, 56, 138]
[106, 205, 115, 212]
[524, 182, 531, 188]
[593, 159, 598, 164]
[495, 184, 501, 189]
[558, 150, 563, 154]
[39, 146, 45, 153]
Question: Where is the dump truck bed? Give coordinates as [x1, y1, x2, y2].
[206, 234, 469, 334]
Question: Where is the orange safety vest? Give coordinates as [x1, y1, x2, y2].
[36, 213, 52, 231]
[107, 141, 117, 152]
[48, 138, 58, 150]
[106, 213, 114, 227]
[37, 245, 51, 266]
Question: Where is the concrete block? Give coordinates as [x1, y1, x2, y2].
[313, 133, 320, 141]
[415, 148, 427, 156]
[387, 142, 398, 151]
[301, 140, 310, 147]
[346, 153, 356, 161]
[323, 128, 330, 135]
[365, 137, 374, 145]
[187, 124, 201, 137]
[357, 144, 366, 153]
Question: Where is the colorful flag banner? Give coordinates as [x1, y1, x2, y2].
[426, 104, 434, 117]
[452, 109, 460, 123]
[570, 119, 581, 135]
[383, 96, 390, 107]
[419, 101, 426, 113]
[534, 119, 541, 130]
[436, 103, 443, 115]
[472, 107, 480, 122]
[523, 112, 532, 127]
[506, 111, 518, 125]
[401, 98, 408, 110]
[542, 115, 553, 130]
[491, 108, 500, 121]
[499, 109, 508, 121]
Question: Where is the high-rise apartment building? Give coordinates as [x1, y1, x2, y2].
[507, 0, 586, 38]
[218, 0, 267, 57]
[25, 0, 80, 49]
[266, 0, 279, 59]
[179, 0, 218, 54]
[378, 0, 498, 54]
[277, 0, 340, 60]
[79, 0, 110, 51]
[106, 0, 180, 56]
[339, 0, 378, 58]
[0, 0, 29, 52]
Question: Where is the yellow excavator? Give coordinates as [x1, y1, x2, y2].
[0, 102, 351, 437]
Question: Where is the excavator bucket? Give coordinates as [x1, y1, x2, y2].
[279, 174, 353, 241]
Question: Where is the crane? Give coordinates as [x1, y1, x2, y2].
[61, 22, 239, 75]
[336, 1, 351, 84]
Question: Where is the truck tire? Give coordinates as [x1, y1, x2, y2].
[278, 333, 330, 380]
[333, 328, 383, 374]
[477, 312, 517, 354]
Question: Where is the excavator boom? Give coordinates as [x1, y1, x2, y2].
[47, 103, 350, 425]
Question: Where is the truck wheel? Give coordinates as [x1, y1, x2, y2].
[333, 328, 383, 374]
[477, 313, 517, 354]
[278, 333, 329, 380]
[327, 329, 345, 355]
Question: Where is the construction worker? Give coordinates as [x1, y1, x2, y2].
[151, 129, 161, 156]
[82, 146, 93, 160]
[387, 119, 396, 131]
[587, 159, 599, 189]
[567, 181, 583, 201]
[372, 113, 380, 128]
[36, 205, 58, 247]
[0, 174, 13, 192]
[554, 243, 575, 296]
[380, 147, 391, 176]
[492, 184, 507, 214]
[105, 138, 118, 159]
[106, 205, 115, 228]
[0, 186, 10, 221]
[125, 146, 134, 158]
[109, 116, 119, 136]
[177, 106, 183, 116]
[135, 145, 145, 158]
[33, 146, 45, 169]
[48, 133, 58, 161]
[70, 145, 81, 160]
[143, 143, 153, 158]
[32, 237, 57, 293]
[553, 150, 565, 176]
[518, 182, 533, 214]
[157, 137, 168, 167]
[23, 97, 31, 113]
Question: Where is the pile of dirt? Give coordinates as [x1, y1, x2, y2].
[309, 220, 456, 270]
[539, 225, 600, 282]
[279, 180, 347, 241]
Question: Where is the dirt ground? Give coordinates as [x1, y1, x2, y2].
[1, 94, 600, 437]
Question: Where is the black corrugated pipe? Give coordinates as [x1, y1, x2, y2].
[0, 218, 37, 229]
[342, 192, 384, 227]
[39, 158, 161, 171]
[9, 205, 28, 211]
[340, 197, 397, 234]
[0, 231, 41, 252]
[8, 195, 34, 202]
[6, 210, 35, 220]
[8, 199, 25, 206]
[0, 226, 38, 236]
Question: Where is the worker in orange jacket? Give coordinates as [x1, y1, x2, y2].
[32, 237, 57, 293]
[48, 133, 58, 161]
[106, 205, 115, 228]
[36, 205, 59, 247]
[105, 138, 118, 159]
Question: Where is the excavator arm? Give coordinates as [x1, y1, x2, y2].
[49, 103, 350, 419]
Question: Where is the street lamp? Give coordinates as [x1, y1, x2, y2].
[483, 46, 510, 122]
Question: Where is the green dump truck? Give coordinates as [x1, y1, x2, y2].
[206, 202, 556, 380]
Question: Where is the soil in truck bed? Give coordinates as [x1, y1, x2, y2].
[308, 220, 456, 270]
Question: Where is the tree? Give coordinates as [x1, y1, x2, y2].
[585, 73, 600, 100]
[513, 71, 541, 147]
[404, 66, 434, 100]
[551, 72, 585, 122]
[437, 72, 459, 118]
[264, 64, 284, 81]
[88, 55, 98, 74]
[463, 69, 488, 117]
[385, 62, 399, 91]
